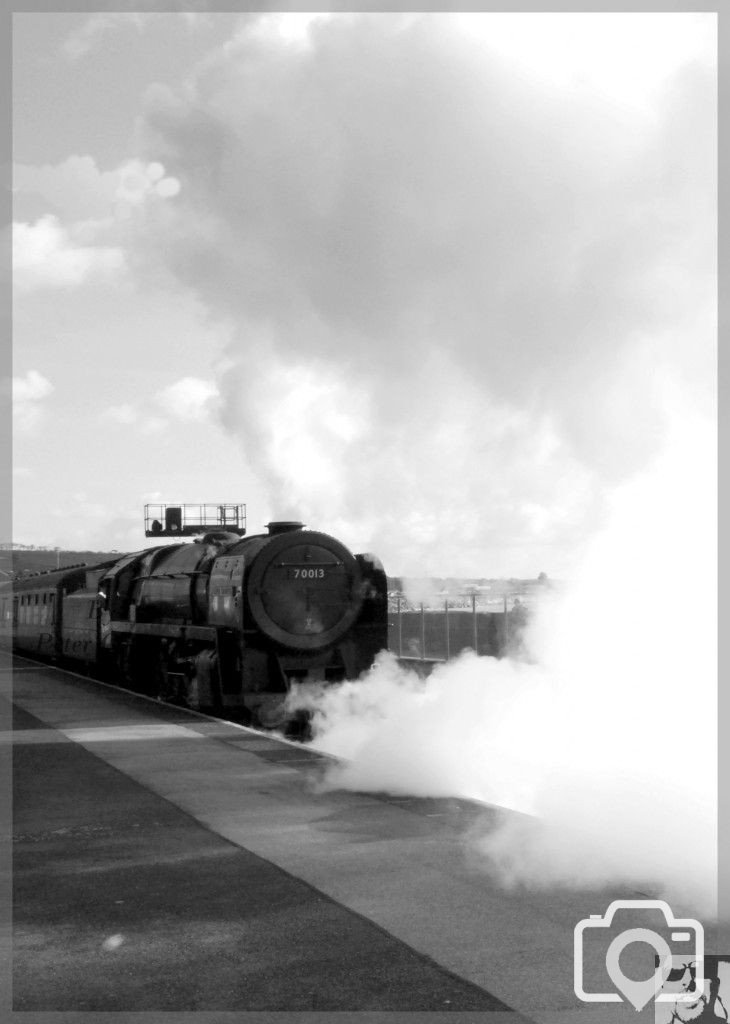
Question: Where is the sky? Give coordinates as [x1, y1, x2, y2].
[10, 12, 717, 578]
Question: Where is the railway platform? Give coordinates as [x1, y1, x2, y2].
[4, 651, 654, 1022]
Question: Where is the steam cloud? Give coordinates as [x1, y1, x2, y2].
[131, 15, 716, 915]
[136, 12, 715, 577]
[291, 403, 717, 917]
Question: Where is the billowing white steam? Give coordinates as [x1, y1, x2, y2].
[138, 12, 716, 578]
[290, 404, 717, 917]
[132, 14, 716, 914]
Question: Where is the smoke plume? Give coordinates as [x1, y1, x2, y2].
[291, 403, 717, 917]
[135, 12, 715, 576]
[130, 14, 716, 914]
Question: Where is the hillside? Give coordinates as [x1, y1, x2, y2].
[0, 549, 124, 578]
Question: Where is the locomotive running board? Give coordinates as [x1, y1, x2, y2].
[109, 622, 217, 642]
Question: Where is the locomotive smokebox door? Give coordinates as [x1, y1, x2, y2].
[246, 531, 364, 651]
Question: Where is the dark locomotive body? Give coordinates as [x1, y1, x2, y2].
[1, 522, 387, 726]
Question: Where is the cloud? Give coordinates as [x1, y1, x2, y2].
[14, 156, 181, 222]
[12, 370, 54, 432]
[62, 13, 153, 61]
[105, 379, 219, 436]
[106, 403, 167, 434]
[134, 13, 715, 574]
[62, 12, 213, 61]
[69, 492, 108, 519]
[138, 417, 167, 435]
[106, 404, 137, 425]
[113, 160, 181, 214]
[219, 349, 595, 574]
[13, 215, 125, 292]
[240, 12, 336, 51]
[450, 12, 713, 112]
[156, 377, 220, 422]
[13, 155, 182, 293]
[14, 155, 121, 221]
[13, 370, 52, 403]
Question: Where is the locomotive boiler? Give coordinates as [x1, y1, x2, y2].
[1, 520, 388, 728]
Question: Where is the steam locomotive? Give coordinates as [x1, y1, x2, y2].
[0, 521, 388, 727]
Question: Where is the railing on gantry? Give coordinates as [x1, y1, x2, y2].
[144, 503, 247, 538]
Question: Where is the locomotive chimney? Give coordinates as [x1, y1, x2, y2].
[266, 521, 305, 535]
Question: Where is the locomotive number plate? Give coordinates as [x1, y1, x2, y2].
[287, 567, 326, 580]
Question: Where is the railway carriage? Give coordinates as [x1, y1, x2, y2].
[1, 562, 120, 666]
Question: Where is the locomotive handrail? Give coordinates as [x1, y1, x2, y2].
[130, 570, 207, 582]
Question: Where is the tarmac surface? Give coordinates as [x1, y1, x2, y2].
[4, 650, 658, 1022]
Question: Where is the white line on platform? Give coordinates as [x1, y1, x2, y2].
[61, 723, 204, 743]
[1, 666, 62, 672]
[0, 729, 70, 744]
